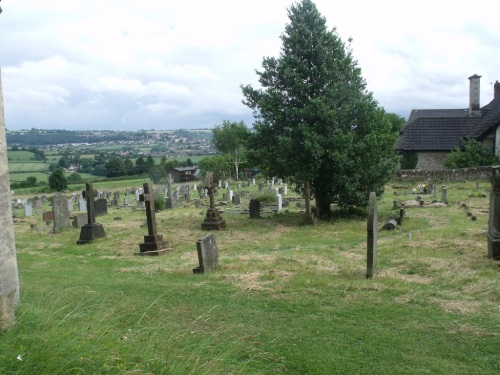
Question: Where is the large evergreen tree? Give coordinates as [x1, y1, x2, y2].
[242, 0, 398, 217]
[48, 168, 68, 192]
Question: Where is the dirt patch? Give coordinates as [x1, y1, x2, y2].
[430, 297, 481, 315]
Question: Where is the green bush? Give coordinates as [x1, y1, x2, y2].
[154, 195, 165, 211]
[444, 138, 500, 168]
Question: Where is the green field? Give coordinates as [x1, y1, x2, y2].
[1, 180, 499, 374]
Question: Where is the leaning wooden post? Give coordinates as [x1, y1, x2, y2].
[0, 67, 20, 329]
[366, 192, 378, 278]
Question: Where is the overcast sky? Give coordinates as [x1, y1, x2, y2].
[1, 0, 499, 131]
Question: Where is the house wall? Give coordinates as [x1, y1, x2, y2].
[415, 152, 449, 170]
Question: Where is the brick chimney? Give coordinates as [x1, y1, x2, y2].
[469, 74, 481, 117]
[495, 80, 500, 100]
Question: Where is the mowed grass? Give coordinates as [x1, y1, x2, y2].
[1, 180, 499, 374]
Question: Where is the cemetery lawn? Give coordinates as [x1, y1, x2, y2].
[1, 181, 499, 374]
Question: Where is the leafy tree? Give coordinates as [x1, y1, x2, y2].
[148, 165, 168, 184]
[93, 153, 107, 167]
[92, 164, 107, 177]
[385, 112, 407, 133]
[400, 152, 418, 170]
[48, 168, 68, 192]
[58, 155, 70, 168]
[79, 158, 93, 173]
[26, 176, 37, 187]
[67, 172, 82, 183]
[241, 0, 398, 216]
[105, 157, 126, 178]
[135, 157, 147, 174]
[146, 155, 155, 170]
[444, 138, 499, 168]
[199, 154, 232, 182]
[124, 158, 135, 175]
[212, 120, 250, 180]
[186, 158, 193, 167]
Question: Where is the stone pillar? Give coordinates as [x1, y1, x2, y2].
[487, 169, 500, 259]
[0, 68, 20, 330]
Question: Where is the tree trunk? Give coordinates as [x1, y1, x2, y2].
[313, 179, 332, 219]
[303, 180, 316, 224]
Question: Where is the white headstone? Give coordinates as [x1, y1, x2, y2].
[24, 204, 33, 217]
[284, 184, 288, 195]
[277, 194, 283, 211]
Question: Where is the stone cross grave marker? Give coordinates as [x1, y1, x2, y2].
[487, 167, 500, 259]
[366, 192, 378, 278]
[201, 172, 226, 230]
[193, 233, 219, 274]
[52, 194, 71, 233]
[136, 182, 171, 255]
[77, 182, 106, 244]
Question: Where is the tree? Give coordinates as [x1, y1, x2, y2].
[67, 172, 82, 183]
[105, 157, 126, 178]
[241, 0, 398, 217]
[444, 138, 500, 168]
[148, 165, 168, 184]
[48, 168, 68, 192]
[385, 112, 407, 134]
[212, 120, 250, 180]
[199, 154, 232, 182]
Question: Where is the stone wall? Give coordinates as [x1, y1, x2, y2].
[395, 166, 494, 182]
[415, 152, 449, 170]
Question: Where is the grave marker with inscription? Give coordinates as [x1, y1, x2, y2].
[201, 172, 226, 230]
[193, 233, 219, 274]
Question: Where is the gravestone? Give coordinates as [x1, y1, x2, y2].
[94, 198, 108, 216]
[258, 183, 264, 192]
[67, 199, 73, 213]
[223, 192, 229, 202]
[124, 196, 130, 206]
[366, 192, 378, 278]
[195, 199, 202, 208]
[232, 193, 241, 205]
[249, 199, 261, 219]
[277, 194, 283, 211]
[43, 211, 54, 223]
[78, 199, 87, 212]
[24, 204, 33, 217]
[110, 199, 118, 206]
[487, 168, 500, 259]
[136, 183, 171, 255]
[0, 68, 20, 329]
[52, 195, 71, 233]
[193, 234, 219, 274]
[284, 184, 288, 195]
[201, 172, 226, 230]
[441, 186, 447, 203]
[77, 182, 106, 244]
[72, 213, 87, 228]
[399, 207, 405, 226]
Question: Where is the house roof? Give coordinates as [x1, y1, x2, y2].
[408, 109, 468, 123]
[396, 117, 476, 152]
[469, 97, 500, 139]
[397, 97, 500, 152]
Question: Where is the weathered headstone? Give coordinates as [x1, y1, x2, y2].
[0, 68, 20, 329]
[43, 211, 54, 223]
[366, 192, 378, 278]
[24, 204, 33, 217]
[195, 199, 202, 208]
[277, 194, 283, 211]
[78, 199, 87, 212]
[67, 199, 73, 213]
[487, 168, 500, 259]
[94, 198, 108, 216]
[193, 234, 219, 274]
[441, 186, 447, 203]
[136, 183, 171, 255]
[72, 213, 87, 228]
[77, 182, 106, 244]
[249, 199, 261, 219]
[232, 193, 241, 205]
[52, 195, 71, 233]
[201, 172, 226, 230]
[399, 207, 405, 226]
[258, 183, 264, 192]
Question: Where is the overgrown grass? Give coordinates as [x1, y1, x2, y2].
[1, 180, 499, 374]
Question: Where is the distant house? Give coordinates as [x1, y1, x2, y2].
[396, 75, 500, 169]
[168, 167, 200, 183]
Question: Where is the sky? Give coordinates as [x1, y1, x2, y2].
[1, 0, 500, 131]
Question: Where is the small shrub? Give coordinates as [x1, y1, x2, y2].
[154, 196, 165, 211]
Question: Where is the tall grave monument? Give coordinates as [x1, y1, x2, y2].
[0, 68, 20, 329]
[487, 167, 500, 259]
[201, 172, 226, 230]
[366, 192, 378, 278]
[76, 183, 106, 244]
[136, 183, 171, 255]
